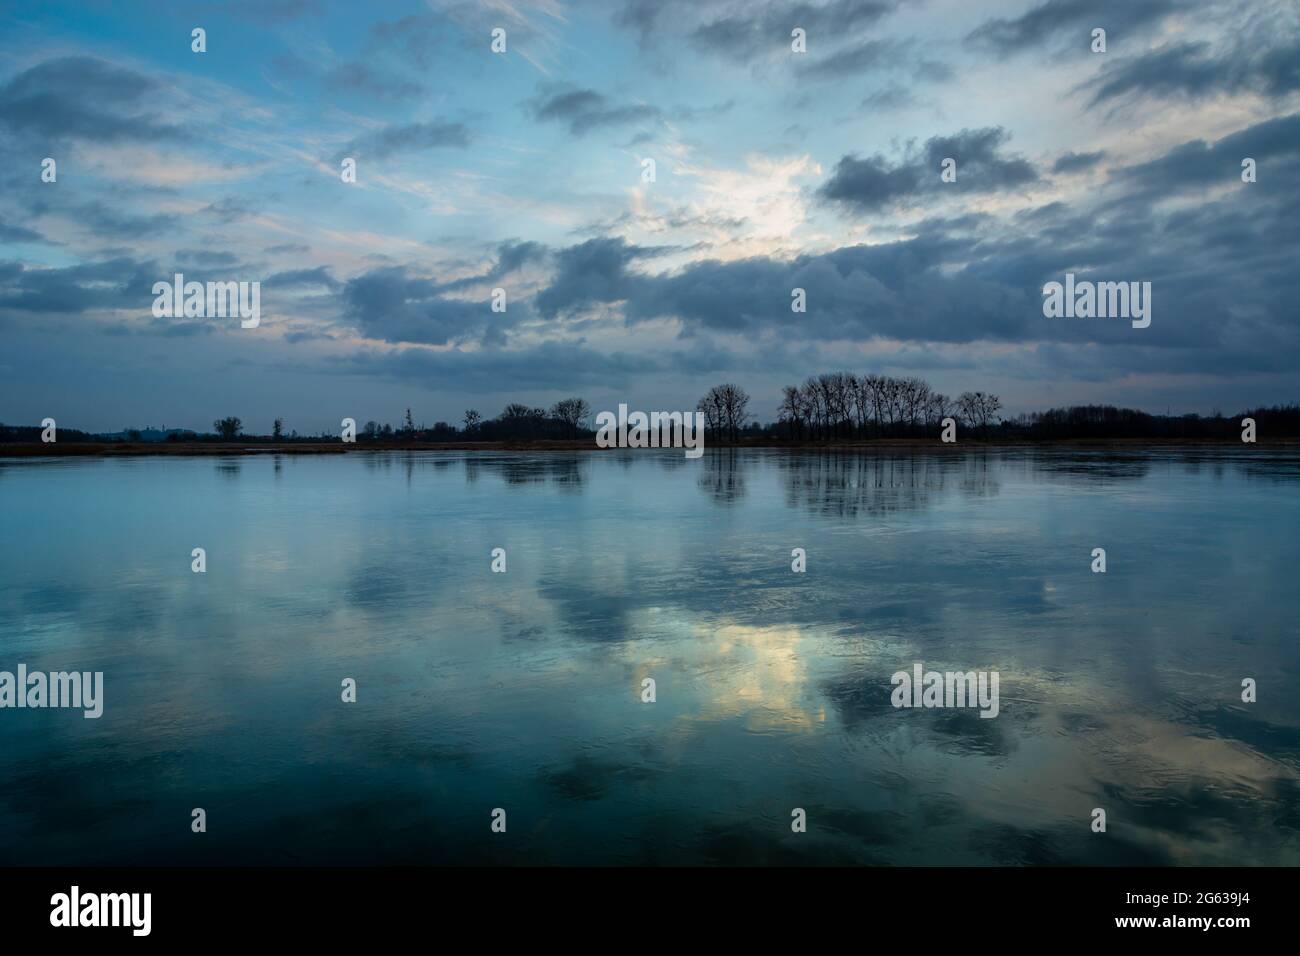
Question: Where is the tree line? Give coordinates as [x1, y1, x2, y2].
[775, 374, 1002, 440]
[5, 393, 1299, 446]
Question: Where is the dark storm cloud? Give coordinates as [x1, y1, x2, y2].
[523, 110, 1300, 380]
[340, 257, 529, 347]
[536, 234, 1034, 345]
[1112, 112, 1300, 197]
[819, 127, 1039, 212]
[0, 56, 184, 143]
[490, 240, 548, 278]
[1087, 38, 1300, 106]
[0, 256, 158, 314]
[341, 268, 480, 346]
[335, 120, 471, 161]
[334, 240, 553, 347]
[818, 154, 923, 213]
[966, 0, 1177, 57]
[533, 237, 672, 317]
[407, 240, 550, 297]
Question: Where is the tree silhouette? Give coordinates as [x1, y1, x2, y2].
[213, 417, 242, 440]
[549, 397, 591, 438]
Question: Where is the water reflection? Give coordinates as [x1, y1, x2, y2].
[698, 449, 746, 503]
[777, 452, 998, 517]
[0, 447, 1297, 865]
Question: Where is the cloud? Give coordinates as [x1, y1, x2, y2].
[966, 0, 1177, 57]
[415, 240, 551, 295]
[340, 266, 514, 346]
[686, 0, 897, 62]
[491, 240, 548, 277]
[5, 1, 1299, 427]
[529, 87, 662, 135]
[0, 56, 184, 143]
[535, 233, 1034, 345]
[819, 127, 1038, 212]
[73, 201, 179, 239]
[266, 267, 340, 291]
[797, 38, 949, 83]
[202, 197, 258, 223]
[0, 219, 49, 243]
[336, 120, 471, 160]
[1112, 112, 1300, 197]
[534, 237, 671, 317]
[1051, 150, 1107, 174]
[0, 256, 158, 314]
[523, 111, 1300, 382]
[1087, 38, 1300, 105]
[861, 85, 915, 111]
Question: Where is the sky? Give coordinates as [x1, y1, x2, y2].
[1, 0, 1298, 434]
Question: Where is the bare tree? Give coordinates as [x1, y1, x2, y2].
[956, 392, 978, 426]
[881, 377, 904, 429]
[955, 391, 1001, 433]
[901, 377, 931, 428]
[978, 392, 1003, 432]
[721, 383, 751, 441]
[462, 409, 482, 433]
[779, 385, 806, 439]
[801, 378, 824, 439]
[861, 374, 886, 434]
[549, 397, 591, 437]
[697, 387, 725, 433]
[699, 383, 751, 441]
[824, 372, 854, 439]
[926, 392, 952, 427]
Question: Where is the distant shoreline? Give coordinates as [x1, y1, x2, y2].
[2, 438, 1296, 457]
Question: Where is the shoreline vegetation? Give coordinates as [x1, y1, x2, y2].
[4, 379, 1298, 456]
[3, 437, 1298, 457]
